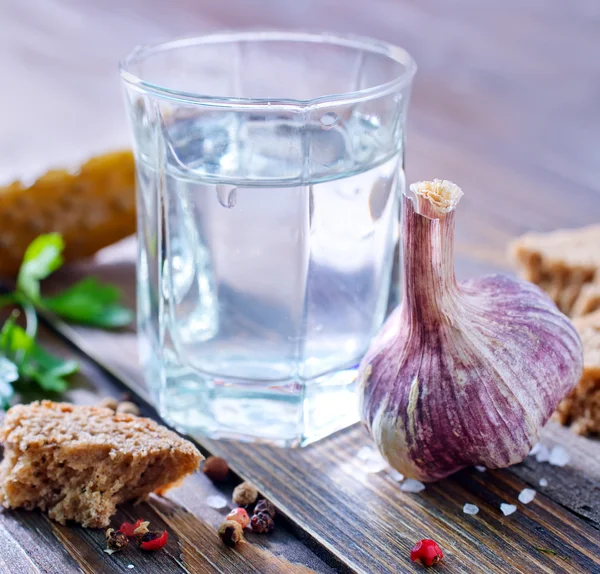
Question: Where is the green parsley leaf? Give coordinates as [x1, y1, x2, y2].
[17, 233, 64, 302]
[27, 342, 78, 381]
[0, 317, 78, 394]
[42, 277, 134, 328]
[0, 232, 132, 403]
[1, 314, 33, 355]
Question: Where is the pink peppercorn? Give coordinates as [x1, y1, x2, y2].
[226, 507, 250, 529]
[410, 539, 444, 567]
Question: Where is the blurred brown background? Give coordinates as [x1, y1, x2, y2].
[2, 0, 599, 267]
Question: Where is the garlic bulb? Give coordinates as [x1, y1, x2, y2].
[359, 180, 583, 482]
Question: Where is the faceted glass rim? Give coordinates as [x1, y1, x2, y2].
[119, 30, 417, 109]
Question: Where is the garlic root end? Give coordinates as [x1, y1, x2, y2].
[409, 179, 464, 215]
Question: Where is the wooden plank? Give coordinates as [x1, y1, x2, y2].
[0, 520, 46, 574]
[0, 509, 87, 574]
[510, 423, 600, 525]
[0, 325, 340, 574]
[42, 254, 600, 574]
[201, 430, 600, 574]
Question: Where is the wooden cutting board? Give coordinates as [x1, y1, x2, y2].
[32, 236, 599, 574]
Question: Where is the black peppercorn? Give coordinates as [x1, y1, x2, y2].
[254, 499, 276, 518]
[250, 512, 274, 534]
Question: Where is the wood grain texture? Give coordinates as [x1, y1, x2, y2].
[202, 431, 600, 574]
[43, 259, 600, 574]
[0, 520, 49, 574]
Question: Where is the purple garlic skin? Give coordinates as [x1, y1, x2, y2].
[359, 181, 583, 482]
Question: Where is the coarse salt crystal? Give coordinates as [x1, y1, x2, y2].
[206, 495, 228, 509]
[356, 445, 388, 473]
[388, 468, 405, 482]
[549, 446, 570, 467]
[500, 503, 517, 516]
[401, 479, 425, 493]
[539, 478, 548, 487]
[364, 456, 388, 474]
[534, 444, 550, 463]
[518, 488, 536, 504]
[463, 503, 479, 515]
[357, 446, 377, 461]
[474, 466, 486, 472]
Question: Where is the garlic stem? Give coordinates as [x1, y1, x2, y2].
[401, 180, 463, 323]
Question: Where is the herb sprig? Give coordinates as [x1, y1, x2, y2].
[0, 233, 133, 407]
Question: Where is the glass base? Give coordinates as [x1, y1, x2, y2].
[150, 366, 360, 447]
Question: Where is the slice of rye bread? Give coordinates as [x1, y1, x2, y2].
[571, 277, 600, 317]
[555, 310, 600, 436]
[0, 401, 202, 528]
[509, 224, 600, 315]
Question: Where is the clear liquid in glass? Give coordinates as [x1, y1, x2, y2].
[136, 113, 403, 445]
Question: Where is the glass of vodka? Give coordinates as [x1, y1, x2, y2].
[120, 31, 415, 445]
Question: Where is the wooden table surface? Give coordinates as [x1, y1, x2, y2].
[2, 1, 600, 573]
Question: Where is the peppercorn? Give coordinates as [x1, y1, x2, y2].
[116, 401, 140, 415]
[226, 507, 250, 529]
[254, 499, 276, 518]
[250, 512, 274, 534]
[203, 456, 230, 482]
[119, 519, 144, 537]
[232, 482, 258, 506]
[98, 397, 118, 411]
[105, 528, 129, 552]
[138, 530, 168, 551]
[410, 539, 444, 567]
[218, 520, 245, 547]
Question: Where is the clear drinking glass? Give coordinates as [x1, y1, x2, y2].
[120, 31, 415, 446]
